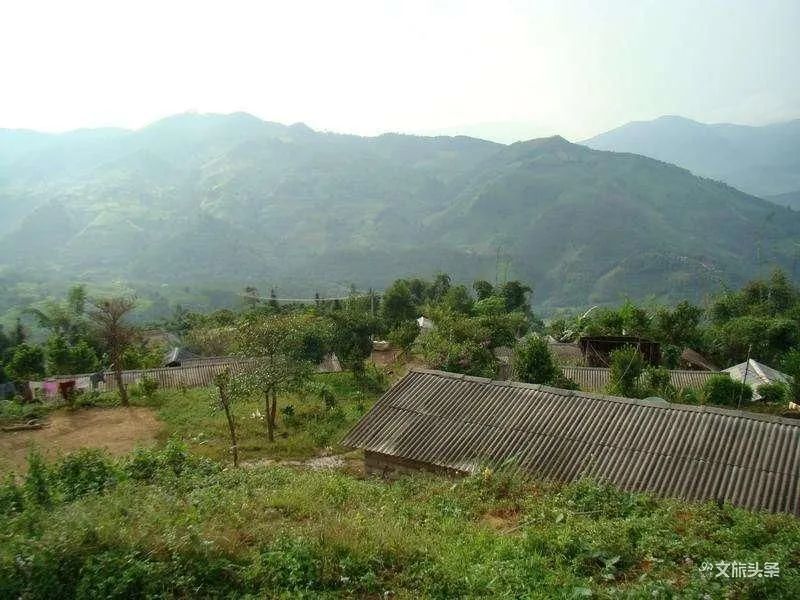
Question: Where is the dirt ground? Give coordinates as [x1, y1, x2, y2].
[0, 407, 161, 474]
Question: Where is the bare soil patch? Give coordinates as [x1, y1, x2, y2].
[0, 407, 161, 473]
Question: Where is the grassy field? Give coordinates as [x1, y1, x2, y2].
[1, 446, 798, 598]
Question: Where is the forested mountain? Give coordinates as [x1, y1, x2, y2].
[583, 115, 800, 202]
[1, 112, 799, 315]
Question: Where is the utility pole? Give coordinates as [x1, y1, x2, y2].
[737, 344, 752, 410]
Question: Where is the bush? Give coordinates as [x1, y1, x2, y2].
[756, 381, 789, 404]
[0, 476, 24, 515]
[512, 336, 559, 385]
[703, 374, 752, 406]
[132, 375, 159, 401]
[54, 449, 119, 501]
[24, 450, 52, 507]
[607, 346, 645, 398]
[387, 320, 420, 352]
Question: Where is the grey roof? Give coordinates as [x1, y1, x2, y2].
[343, 369, 800, 515]
[561, 366, 722, 393]
[724, 359, 791, 400]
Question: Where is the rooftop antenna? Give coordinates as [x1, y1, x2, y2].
[737, 345, 752, 410]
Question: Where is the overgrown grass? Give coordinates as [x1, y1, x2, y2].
[135, 372, 379, 463]
[1, 446, 798, 598]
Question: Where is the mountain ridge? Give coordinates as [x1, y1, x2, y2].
[1, 112, 798, 314]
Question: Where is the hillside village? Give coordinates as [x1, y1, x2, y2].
[2, 270, 800, 595]
[2, 1, 800, 596]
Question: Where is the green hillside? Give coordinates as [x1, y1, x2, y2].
[1, 113, 798, 315]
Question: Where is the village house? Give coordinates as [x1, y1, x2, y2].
[343, 369, 800, 515]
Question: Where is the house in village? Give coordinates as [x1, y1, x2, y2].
[724, 359, 792, 401]
[343, 369, 800, 515]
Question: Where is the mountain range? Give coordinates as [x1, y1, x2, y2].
[1, 112, 799, 317]
[584, 115, 800, 205]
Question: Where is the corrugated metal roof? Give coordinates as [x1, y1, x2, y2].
[343, 369, 800, 515]
[724, 360, 791, 400]
[561, 366, 722, 393]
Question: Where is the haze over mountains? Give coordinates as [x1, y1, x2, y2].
[584, 115, 800, 204]
[1, 112, 799, 317]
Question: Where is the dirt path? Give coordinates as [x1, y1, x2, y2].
[0, 407, 161, 474]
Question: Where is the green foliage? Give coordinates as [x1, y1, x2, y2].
[756, 381, 789, 404]
[607, 346, 645, 398]
[132, 375, 159, 401]
[387, 320, 419, 352]
[512, 336, 559, 385]
[781, 349, 800, 402]
[24, 450, 52, 507]
[703, 374, 753, 407]
[380, 280, 416, 329]
[1, 453, 799, 598]
[6, 343, 44, 381]
[54, 449, 119, 501]
[330, 310, 374, 375]
[642, 366, 676, 399]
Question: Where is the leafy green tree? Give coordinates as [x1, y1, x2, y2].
[512, 336, 558, 384]
[6, 343, 45, 382]
[381, 280, 416, 328]
[499, 281, 532, 314]
[607, 346, 645, 398]
[387, 320, 419, 353]
[781, 349, 800, 403]
[235, 313, 317, 442]
[441, 285, 474, 315]
[472, 280, 494, 301]
[429, 274, 452, 302]
[330, 311, 374, 376]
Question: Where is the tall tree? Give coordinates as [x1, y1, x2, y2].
[236, 313, 317, 442]
[89, 297, 137, 406]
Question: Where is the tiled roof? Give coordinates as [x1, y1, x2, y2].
[561, 366, 721, 393]
[343, 369, 800, 514]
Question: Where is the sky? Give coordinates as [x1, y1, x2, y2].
[1, 0, 798, 142]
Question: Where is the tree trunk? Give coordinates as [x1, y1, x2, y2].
[217, 381, 238, 467]
[114, 354, 128, 406]
[264, 388, 274, 442]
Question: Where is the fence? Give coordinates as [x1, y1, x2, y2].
[39, 354, 342, 393]
[561, 365, 724, 393]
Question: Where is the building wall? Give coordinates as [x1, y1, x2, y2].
[364, 450, 464, 480]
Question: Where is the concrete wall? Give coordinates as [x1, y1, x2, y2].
[364, 450, 464, 480]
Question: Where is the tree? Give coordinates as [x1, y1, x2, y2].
[89, 297, 137, 406]
[388, 320, 420, 353]
[6, 343, 45, 402]
[499, 281, 532, 314]
[473, 280, 494, 301]
[512, 336, 558, 385]
[330, 311, 374, 376]
[781, 349, 800, 403]
[703, 375, 752, 407]
[607, 346, 645, 398]
[381, 280, 416, 329]
[236, 313, 317, 442]
[214, 370, 239, 467]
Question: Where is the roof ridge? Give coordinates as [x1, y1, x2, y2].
[408, 368, 800, 427]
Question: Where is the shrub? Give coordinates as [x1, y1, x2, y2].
[642, 366, 676, 399]
[703, 374, 752, 406]
[0, 476, 24, 515]
[512, 336, 558, 384]
[54, 449, 119, 501]
[24, 450, 52, 507]
[756, 381, 789, 404]
[133, 375, 159, 401]
[607, 346, 645, 398]
[387, 320, 420, 352]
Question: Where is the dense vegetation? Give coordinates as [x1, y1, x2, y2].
[2, 111, 799, 325]
[2, 445, 798, 598]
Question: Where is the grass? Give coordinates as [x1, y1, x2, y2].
[1, 446, 798, 598]
[134, 371, 380, 464]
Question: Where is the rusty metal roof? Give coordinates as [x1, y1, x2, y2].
[561, 366, 722, 393]
[343, 369, 800, 515]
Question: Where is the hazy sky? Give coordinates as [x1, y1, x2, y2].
[2, 0, 798, 142]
